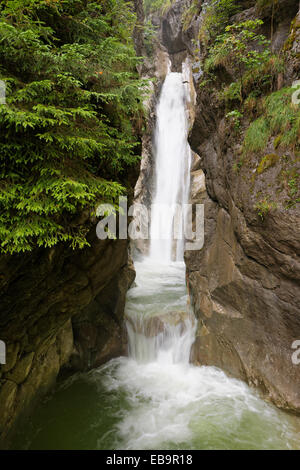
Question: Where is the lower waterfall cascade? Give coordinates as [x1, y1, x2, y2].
[10, 68, 300, 451]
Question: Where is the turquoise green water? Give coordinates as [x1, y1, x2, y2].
[11, 359, 300, 450]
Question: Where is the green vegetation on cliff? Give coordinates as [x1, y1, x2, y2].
[244, 87, 300, 153]
[199, 0, 241, 43]
[0, 0, 146, 254]
[204, 19, 273, 102]
[191, 0, 299, 214]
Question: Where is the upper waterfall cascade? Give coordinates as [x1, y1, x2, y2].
[150, 69, 192, 263]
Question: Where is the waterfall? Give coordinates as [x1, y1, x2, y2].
[125, 65, 195, 365]
[16, 67, 300, 453]
[150, 71, 192, 263]
[109, 65, 298, 450]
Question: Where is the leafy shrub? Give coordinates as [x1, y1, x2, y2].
[254, 197, 277, 219]
[226, 109, 243, 130]
[182, 0, 201, 31]
[288, 177, 298, 197]
[205, 20, 271, 102]
[144, 19, 157, 55]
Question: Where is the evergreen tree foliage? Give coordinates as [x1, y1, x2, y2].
[0, 0, 147, 253]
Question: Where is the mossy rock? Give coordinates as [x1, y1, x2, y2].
[283, 16, 300, 51]
[0, 380, 18, 432]
[274, 135, 282, 149]
[7, 352, 35, 384]
[257, 154, 279, 174]
[1, 343, 20, 373]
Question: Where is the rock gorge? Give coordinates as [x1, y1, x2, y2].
[0, 0, 300, 447]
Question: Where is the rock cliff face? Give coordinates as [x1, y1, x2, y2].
[150, 0, 198, 71]
[185, 1, 300, 413]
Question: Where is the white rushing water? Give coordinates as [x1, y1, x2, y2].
[125, 260, 195, 364]
[100, 260, 298, 450]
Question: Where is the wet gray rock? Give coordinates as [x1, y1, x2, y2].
[186, 3, 300, 415]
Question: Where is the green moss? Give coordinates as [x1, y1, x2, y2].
[274, 135, 282, 149]
[283, 17, 300, 51]
[257, 154, 279, 174]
